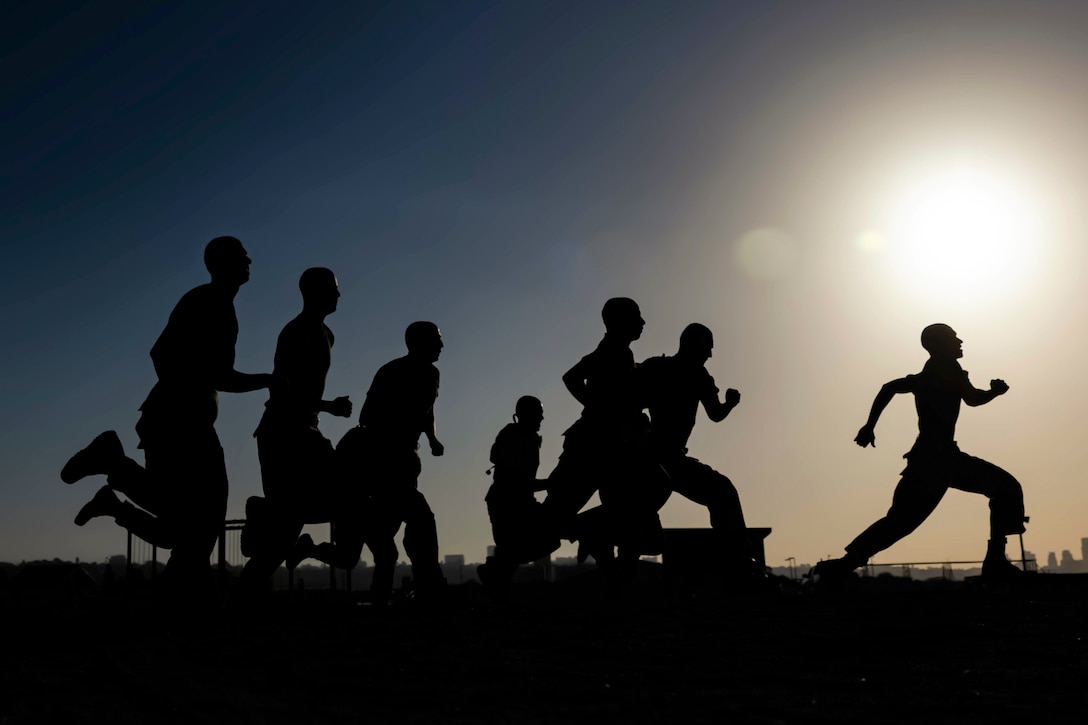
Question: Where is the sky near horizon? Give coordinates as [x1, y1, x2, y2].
[4, 0, 1088, 570]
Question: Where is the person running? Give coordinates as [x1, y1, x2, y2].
[296, 321, 447, 603]
[61, 236, 274, 594]
[239, 267, 353, 593]
[813, 323, 1027, 583]
[639, 323, 759, 580]
[477, 396, 560, 595]
[542, 297, 669, 574]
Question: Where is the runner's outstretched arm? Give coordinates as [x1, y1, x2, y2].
[855, 377, 914, 447]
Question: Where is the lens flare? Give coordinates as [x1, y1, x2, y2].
[734, 227, 796, 281]
[855, 229, 886, 254]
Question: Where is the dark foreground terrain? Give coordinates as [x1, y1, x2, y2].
[3, 573, 1086, 724]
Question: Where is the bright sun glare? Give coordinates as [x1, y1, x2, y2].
[885, 164, 1040, 302]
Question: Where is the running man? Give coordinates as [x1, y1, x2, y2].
[813, 323, 1027, 583]
[639, 323, 758, 579]
[239, 267, 352, 593]
[478, 396, 560, 595]
[62, 236, 274, 594]
[297, 321, 447, 602]
[542, 297, 669, 575]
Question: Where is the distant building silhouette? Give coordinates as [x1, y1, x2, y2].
[442, 554, 466, 584]
[1043, 536, 1088, 573]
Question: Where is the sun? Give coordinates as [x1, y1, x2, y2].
[884, 164, 1041, 303]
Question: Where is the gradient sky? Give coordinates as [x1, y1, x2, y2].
[4, 0, 1088, 570]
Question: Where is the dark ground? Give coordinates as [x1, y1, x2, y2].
[3, 573, 1087, 724]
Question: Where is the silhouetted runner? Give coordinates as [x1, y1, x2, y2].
[542, 298, 669, 578]
[477, 396, 560, 596]
[239, 267, 352, 593]
[813, 324, 1027, 584]
[61, 237, 274, 594]
[639, 323, 760, 580]
[542, 298, 646, 533]
[296, 321, 447, 603]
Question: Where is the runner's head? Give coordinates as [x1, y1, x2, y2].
[601, 297, 645, 342]
[678, 323, 714, 363]
[205, 236, 251, 287]
[514, 395, 544, 431]
[405, 321, 443, 362]
[299, 267, 340, 316]
[920, 323, 963, 359]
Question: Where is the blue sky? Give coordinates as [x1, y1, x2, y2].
[5, 0, 1088, 569]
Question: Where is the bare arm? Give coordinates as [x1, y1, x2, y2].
[319, 396, 353, 418]
[855, 377, 914, 447]
[562, 358, 591, 407]
[424, 407, 444, 456]
[217, 370, 275, 394]
[963, 378, 1009, 407]
[703, 388, 741, 423]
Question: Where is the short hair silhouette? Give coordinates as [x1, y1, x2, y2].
[203, 236, 245, 273]
[920, 323, 956, 353]
[515, 395, 543, 421]
[601, 297, 640, 327]
[299, 267, 336, 299]
[405, 321, 440, 350]
[679, 323, 713, 352]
